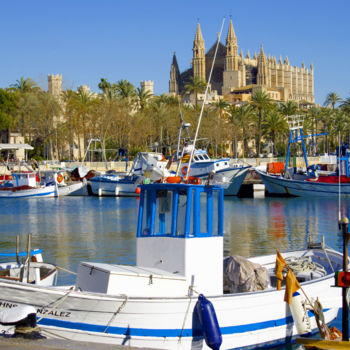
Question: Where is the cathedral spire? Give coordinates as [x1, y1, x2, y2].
[226, 19, 236, 42]
[192, 22, 206, 81]
[169, 52, 181, 94]
[225, 19, 238, 71]
[257, 44, 268, 86]
[194, 22, 204, 45]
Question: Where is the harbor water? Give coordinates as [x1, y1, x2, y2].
[0, 192, 349, 348]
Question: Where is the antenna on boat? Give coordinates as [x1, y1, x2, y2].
[186, 17, 226, 181]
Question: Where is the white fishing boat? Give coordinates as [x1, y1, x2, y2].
[40, 170, 88, 196]
[89, 152, 170, 197]
[255, 115, 349, 197]
[0, 182, 344, 349]
[177, 147, 250, 195]
[0, 171, 57, 198]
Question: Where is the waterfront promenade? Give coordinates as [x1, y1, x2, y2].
[38, 156, 326, 173]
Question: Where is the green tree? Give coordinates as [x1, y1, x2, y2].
[72, 87, 96, 159]
[0, 89, 17, 131]
[250, 90, 272, 156]
[136, 87, 153, 110]
[184, 76, 206, 107]
[227, 104, 253, 158]
[114, 79, 136, 100]
[324, 92, 342, 110]
[262, 112, 288, 156]
[10, 77, 37, 93]
[340, 96, 350, 116]
[279, 100, 298, 116]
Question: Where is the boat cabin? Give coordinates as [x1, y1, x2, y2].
[76, 183, 224, 296]
[11, 172, 38, 188]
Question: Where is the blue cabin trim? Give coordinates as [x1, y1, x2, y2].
[137, 183, 224, 238]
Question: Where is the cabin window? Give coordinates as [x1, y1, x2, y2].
[194, 156, 199, 161]
[176, 192, 188, 236]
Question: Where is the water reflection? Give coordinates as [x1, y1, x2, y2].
[0, 195, 347, 286]
[223, 196, 346, 259]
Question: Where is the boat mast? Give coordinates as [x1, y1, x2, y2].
[186, 18, 226, 180]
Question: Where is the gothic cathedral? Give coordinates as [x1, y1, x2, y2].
[169, 20, 314, 104]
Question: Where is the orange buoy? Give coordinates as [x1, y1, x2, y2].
[135, 187, 141, 194]
[186, 177, 201, 185]
[165, 176, 182, 184]
[182, 166, 189, 175]
[57, 174, 64, 183]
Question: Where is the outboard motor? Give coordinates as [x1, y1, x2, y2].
[0, 304, 44, 339]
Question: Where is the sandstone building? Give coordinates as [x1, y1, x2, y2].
[169, 20, 314, 104]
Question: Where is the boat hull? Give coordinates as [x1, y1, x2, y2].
[223, 167, 250, 196]
[58, 182, 87, 196]
[257, 170, 350, 197]
[89, 178, 139, 197]
[0, 185, 57, 198]
[0, 249, 342, 349]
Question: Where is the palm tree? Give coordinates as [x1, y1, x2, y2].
[212, 98, 229, 119]
[227, 104, 253, 158]
[250, 90, 272, 156]
[184, 76, 206, 107]
[279, 100, 298, 116]
[35, 91, 62, 159]
[72, 87, 95, 159]
[340, 96, 350, 116]
[98, 78, 111, 94]
[262, 112, 288, 156]
[324, 92, 342, 110]
[114, 79, 136, 100]
[136, 87, 153, 110]
[10, 77, 37, 93]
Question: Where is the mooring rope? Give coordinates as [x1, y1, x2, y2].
[103, 294, 128, 333]
[37, 286, 75, 323]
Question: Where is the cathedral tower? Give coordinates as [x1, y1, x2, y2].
[192, 23, 206, 81]
[223, 20, 241, 94]
[169, 53, 181, 94]
[257, 45, 269, 86]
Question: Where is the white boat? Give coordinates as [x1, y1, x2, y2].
[0, 171, 57, 198]
[89, 152, 170, 197]
[0, 248, 56, 286]
[174, 119, 251, 196]
[89, 174, 142, 197]
[0, 182, 343, 349]
[255, 115, 350, 197]
[256, 169, 350, 197]
[40, 170, 88, 196]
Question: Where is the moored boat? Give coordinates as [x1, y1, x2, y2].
[0, 182, 344, 348]
[0, 171, 57, 198]
[0, 248, 57, 286]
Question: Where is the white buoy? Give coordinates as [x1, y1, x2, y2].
[290, 291, 312, 336]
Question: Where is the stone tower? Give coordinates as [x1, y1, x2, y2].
[47, 74, 62, 98]
[192, 23, 206, 81]
[223, 20, 241, 94]
[140, 80, 154, 95]
[257, 45, 269, 86]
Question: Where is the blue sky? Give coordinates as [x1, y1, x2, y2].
[0, 0, 349, 105]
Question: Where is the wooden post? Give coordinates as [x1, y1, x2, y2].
[341, 217, 349, 341]
[26, 234, 31, 283]
[15, 235, 19, 264]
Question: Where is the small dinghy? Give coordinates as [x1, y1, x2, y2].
[0, 248, 56, 286]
